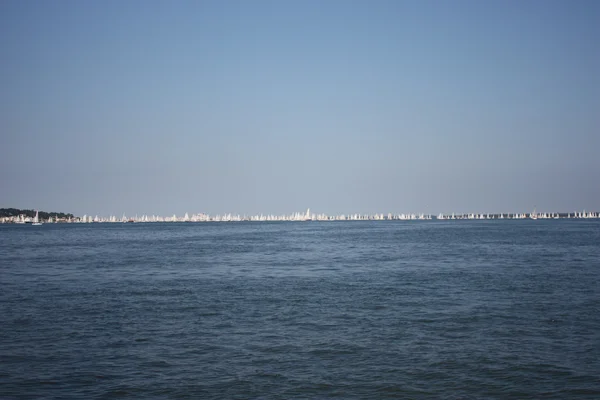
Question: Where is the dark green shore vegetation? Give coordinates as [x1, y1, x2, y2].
[0, 208, 74, 220]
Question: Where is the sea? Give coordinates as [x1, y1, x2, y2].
[1, 220, 599, 399]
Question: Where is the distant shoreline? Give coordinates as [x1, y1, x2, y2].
[2, 208, 598, 224]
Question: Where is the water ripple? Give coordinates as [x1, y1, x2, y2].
[1, 220, 599, 398]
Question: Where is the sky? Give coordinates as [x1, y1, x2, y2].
[1, 0, 599, 217]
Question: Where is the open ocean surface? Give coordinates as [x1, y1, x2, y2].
[1, 220, 599, 399]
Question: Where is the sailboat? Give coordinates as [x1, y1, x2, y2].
[32, 211, 43, 226]
[530, 207, 537, 220]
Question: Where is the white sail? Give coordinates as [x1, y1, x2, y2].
[32, 211, 43, 225]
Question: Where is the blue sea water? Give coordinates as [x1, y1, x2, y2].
[1, 220, 599, 399]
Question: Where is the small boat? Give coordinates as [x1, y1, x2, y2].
[530, 207, 537, 220]
[32, 211, 43, 226]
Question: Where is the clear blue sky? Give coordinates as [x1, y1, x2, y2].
[1, 0, 598, 216]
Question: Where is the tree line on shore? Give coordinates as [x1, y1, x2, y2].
[0, 208, 74, 220]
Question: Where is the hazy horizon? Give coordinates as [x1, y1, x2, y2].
[2, 0, 599, 216]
